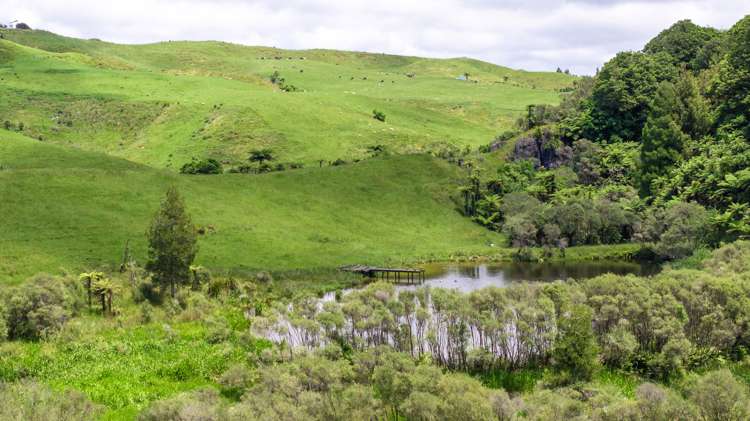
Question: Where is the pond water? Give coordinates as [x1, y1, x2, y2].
[412, 260, 661, 293]
[323, 260, 661, 300]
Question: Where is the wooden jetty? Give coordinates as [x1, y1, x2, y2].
[340, 265, 425, 284]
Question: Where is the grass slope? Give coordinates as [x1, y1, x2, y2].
[0, 130, 503, 282]
[0, 29, 574, 169]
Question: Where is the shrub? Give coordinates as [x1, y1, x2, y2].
[178, 293, 215, 322]
[503, 215, 538, 248]
[5, 275, 78, 340]
[635, 382, 697, 420]
[136, 278, 162, 304]
[189, 265, 211, 291]
[0, 303, 7, 342]
[138, 388, 223, 421]
[206, 318, 231, 344]
[219, 364, 254, 400]
[550, 304, 599, 384]
[489, 390, 522, 421]
[372, 110, 386, 122]
[688, 369, 750, 421]
[639, 201, 710, 259]
[207, 277, 239, 298]
[180, 158, 223, 174]
[500, 192, 542, 219]
[139, 302, 154, 324]
[255, 271, 273, 285]
[601, 321, 638, 368]
[0, 380, 100, 420]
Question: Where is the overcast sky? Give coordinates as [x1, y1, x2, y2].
[5, 0, 750, 75]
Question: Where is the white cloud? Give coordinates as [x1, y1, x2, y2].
[4, 0, 749, 74]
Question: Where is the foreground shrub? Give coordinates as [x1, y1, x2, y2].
[634, 382, 697, 420]
[138, 388, 224, 421]
[550, 304, 599, 384]
[687, 369, 750, 421]
[218, 364, 254, 400]
[5, 274, 80, 340]
[0, 381, 100, 420]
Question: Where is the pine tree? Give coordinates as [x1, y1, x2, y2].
[639, 81, 687, 197]
[146, 186, 198, 298]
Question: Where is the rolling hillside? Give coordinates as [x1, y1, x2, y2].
[0, 130, 503, 282]
[0, 29, 577, 281]
[0, 29, 574, 169]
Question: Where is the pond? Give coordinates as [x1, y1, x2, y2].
[412, 260, 661, 293]
[323, 259, 661, 300]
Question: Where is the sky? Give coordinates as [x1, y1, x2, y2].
[4, 0, 750, 75]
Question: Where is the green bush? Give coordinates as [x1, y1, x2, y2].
[138, 388, 223, 421]
[639, 201, 710, 259]
[688, 369, 750, 421]
[218, 364, 254, 400]
[550, 304, 599, 384]
[0, 380, 100, 421]
[372, 110, 386, 122]
[5, 274, 79, 340]
[179, 158, 223, 174]
[136, 278, 163, 305]
[139, 302, 154, 324]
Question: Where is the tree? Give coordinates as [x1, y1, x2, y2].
[673, 71, 712, 144]
[639, 81, 687, 197]
[146, 186, 198, 298]
[639, 201, 710, 260]
[78, 271, 104, 310]
[551, 304, 599, 384]
[248, 149, 275, 166]
[92, 277, 118, 316]
[588, 51, 677, 142]
[644, 19, 721, 69]
[712, 15, 750, 138]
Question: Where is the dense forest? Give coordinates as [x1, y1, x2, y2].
[459, 17, 750, 262]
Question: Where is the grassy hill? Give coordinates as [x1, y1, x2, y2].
[0, 29, 577, 282]
[0, 29, 574, 169]
[0, 130, 504, 282]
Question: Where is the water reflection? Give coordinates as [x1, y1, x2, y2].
[400, 260, 659, 293]
[323, 260, 661, 300]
